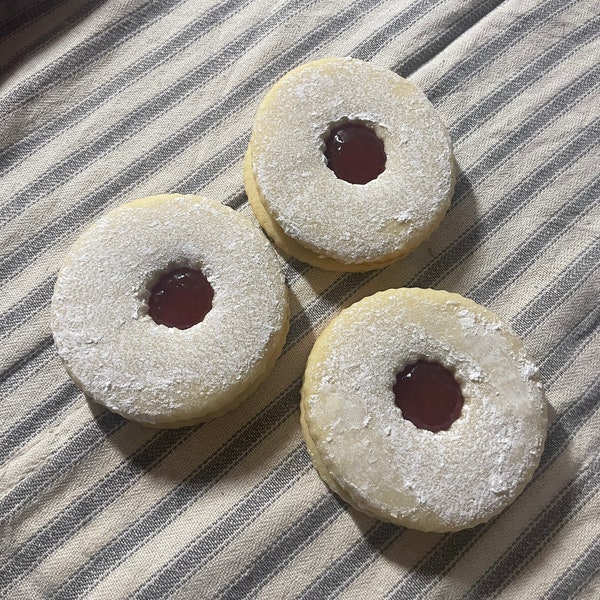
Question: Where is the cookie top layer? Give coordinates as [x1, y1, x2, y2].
[301, 288, 547, 531]
[248, 57, 455, 267]
[51, 194, 289, 426]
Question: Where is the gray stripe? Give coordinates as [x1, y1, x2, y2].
[538, 304, 600, 386]
[514, 242, 600, 337]
[0, 382, 78, 465]
[0, 409, 125, 523]
[216, 493, 347, 600]
[464, 454, 600, 599]
[350, 0, 450, 60]
[170, 134, 250, 199]
[385, 377, 600, 600]
[0, 0, 188, 118]
[0, 277, 55, 339]
[0, 423, 196, 588]
[0, 0, 256, 176]
[448, 62, 598, 194]
[298, 521, 401, 600]
[425, 0, 579, 103]
[38, 378, 302, 599]
[411, 115, 599, 290]
[130, 445, 312, 600]
[395, 0, 505, 75]
[0, 0, 70, 38]
[469, 178, 600, 306]
[0, 335, 53, 393]
[0, 0, 108, 80]
[542, 535, 600, 600]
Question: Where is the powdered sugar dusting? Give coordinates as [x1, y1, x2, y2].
[51, 195, 288, 425]
[250, 57, 454, 264]
[302, 288, 547, 531]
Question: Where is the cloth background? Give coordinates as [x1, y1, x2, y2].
[0, 0, 598, 598]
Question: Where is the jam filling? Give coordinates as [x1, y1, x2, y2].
[148, 268, 213, 329]
[393, 361, 464, 432]
[324, 122, 386, 184]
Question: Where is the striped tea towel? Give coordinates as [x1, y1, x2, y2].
[0, 0, 598, 598]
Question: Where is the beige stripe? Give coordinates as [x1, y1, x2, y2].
[256, 505, 377, 600]
[525, 281, 600, 388]
[499, 492, 600, 599]
[1, 356, 68, 433]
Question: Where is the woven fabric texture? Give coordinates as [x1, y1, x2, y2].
[0, 0, 599, 598]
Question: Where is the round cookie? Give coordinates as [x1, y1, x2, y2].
[51, 194, 289, 427]
[301, 288, 547, 531]
[245, 57, 455, 271]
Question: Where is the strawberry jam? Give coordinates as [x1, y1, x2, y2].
[393, 361, 464, 432]
[324, 122, 386, 184]
[148, 268, 213, 329]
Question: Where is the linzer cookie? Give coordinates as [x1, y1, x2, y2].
[245, 57, 455, 271]
[301, 288, 547, 531]
[51, 194, 289, 427]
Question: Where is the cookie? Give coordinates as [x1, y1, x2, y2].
[245, 57, 455, 271]
[301, 288, 547, 531]
[51, 194, 289, 427]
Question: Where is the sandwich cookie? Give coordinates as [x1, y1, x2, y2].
[245, 57, 455, 271]
[301, 288, 547, 531]
[51, 194, 289, 427]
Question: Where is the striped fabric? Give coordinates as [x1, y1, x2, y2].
[1, 0, 598, 597]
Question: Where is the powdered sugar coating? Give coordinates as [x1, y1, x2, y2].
[51, 195, 289, 426]
[249, 57, 454, 265]
[301, 288, 547, 531]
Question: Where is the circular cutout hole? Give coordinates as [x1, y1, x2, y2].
[393, 361, 464, 432]
[148, 267, 214, 329]
[323, 120, 386, 184]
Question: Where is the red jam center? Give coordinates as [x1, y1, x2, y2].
[393, 361, 464, 433]
[324, 122, 386, 184]
[148, 268, 213, 329]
